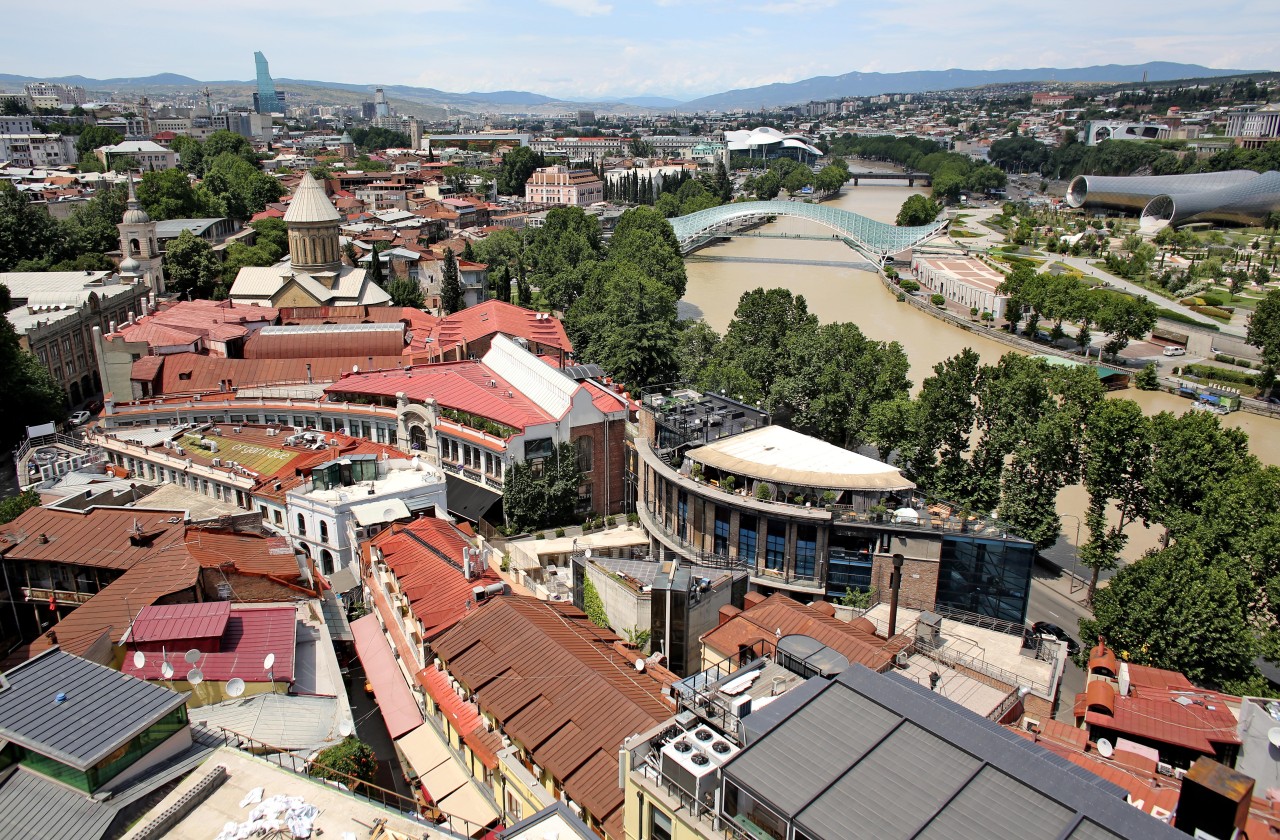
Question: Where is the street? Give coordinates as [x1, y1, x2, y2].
[1026, 565, 1091, 722]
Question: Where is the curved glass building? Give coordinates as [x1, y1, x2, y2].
[1142, 170, 1280, 229]
[1065, 170, 1260, 212]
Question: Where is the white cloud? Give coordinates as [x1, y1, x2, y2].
[749, 0, 835, 13]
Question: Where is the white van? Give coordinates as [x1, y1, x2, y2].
[1163, 346, 1186, 357]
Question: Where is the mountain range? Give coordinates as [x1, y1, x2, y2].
[0, 62, 1264, 115]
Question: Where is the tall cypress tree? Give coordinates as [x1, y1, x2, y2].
[440, 247, 464, 314]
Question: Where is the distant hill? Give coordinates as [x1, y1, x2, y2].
[0, 72, 204, 89]
[679, 62, 1260, 111]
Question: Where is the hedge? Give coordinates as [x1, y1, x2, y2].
[1184, 363, 1258, 386]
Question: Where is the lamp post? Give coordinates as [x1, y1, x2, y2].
[887, 553, 905, 638]
[1060, 513, 1084, 595]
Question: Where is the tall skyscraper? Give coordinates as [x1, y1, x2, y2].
[254, 51, 283, 115]
[374, 88, 390, 118]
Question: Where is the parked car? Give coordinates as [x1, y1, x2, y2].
[1162, 346, 1186, 357]
[69, 410, 91, 426]
[1030, 621, 1080, 656]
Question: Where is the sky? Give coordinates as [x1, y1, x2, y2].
[2, 0, 1276, 101]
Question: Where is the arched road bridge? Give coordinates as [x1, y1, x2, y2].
[670, 200, 949, 262]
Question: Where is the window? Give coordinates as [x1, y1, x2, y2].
[714, 506, 730, 556]
[677, 491, 688, 542]
[320, 549, 333, 575]
[575, 435, 593, 473]
[795, 525, 817, 579]
[765, 520, 787, 571]
[273, 509, 282, 526]
[650, 807, 673, 840]
[296, 513, 306, 536]
[936, 536, 1035, 624]
[738, 515, 757, 563]
[319, 520, 329, 543]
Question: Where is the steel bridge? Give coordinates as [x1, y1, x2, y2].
[670, 200, 949, 260]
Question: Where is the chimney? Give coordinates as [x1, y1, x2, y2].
[887, 553, 905, 638]
[1174, 758, 1254, 840]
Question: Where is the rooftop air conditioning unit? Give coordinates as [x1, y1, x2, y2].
[660, 739, 721, 809]
[894, 650, 911, 668]
[916, 611, 943, 648]
[212, 458, 222, 467]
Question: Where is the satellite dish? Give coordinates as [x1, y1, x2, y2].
[263, 653, 275, 672]
[132, 650, 145, 670]
[161, 661, 174, 680]
[184, 648, 201, 664]
[226, 677, 245, 698]
[187, 668, 204, 686]
[1268, 728, 1280, 749]
[338, 719, 354, 738]
[1097, 738, 1114, 758]
[634, 658, 645, 672]
[584, 548, 592, 559]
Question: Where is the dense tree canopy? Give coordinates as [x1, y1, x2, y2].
[163, 230, 223, 300]
[896, 194, 941, 227]
[0, 284, 66, 448]
[496, 147, 548, 195]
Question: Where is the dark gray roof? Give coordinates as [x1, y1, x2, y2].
[720, 665, 1182, 840]
[0, 648, 187, 770]
[0, 767, 117, 840]
[153, 218, 224, 238]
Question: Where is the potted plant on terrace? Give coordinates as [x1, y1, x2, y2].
[870, 503, 888, 523]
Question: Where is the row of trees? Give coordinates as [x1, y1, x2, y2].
[163, 217, 287, 300]
[133, 152, 283, 223]
[0, 283, 65, 449]
[1043, 134, 1280, 181]
[999, 265, 1159, 357]
[0, 180, 128, 273]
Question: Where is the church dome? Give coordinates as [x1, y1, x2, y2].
[340, 131, 354, 144]
[284, 172, 342, 224]
[122, 206, 151, 224]
[119, 256, 141, 275]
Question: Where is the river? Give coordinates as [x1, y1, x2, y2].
[681, 180, 1280, 562]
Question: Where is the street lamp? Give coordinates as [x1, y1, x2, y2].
[1060, 513, 1084, 595]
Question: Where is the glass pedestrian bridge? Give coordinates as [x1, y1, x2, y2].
[670, 200, 949, 260]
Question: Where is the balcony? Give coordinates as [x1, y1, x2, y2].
[22, 587, 95, 606]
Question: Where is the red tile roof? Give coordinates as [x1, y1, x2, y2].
[155, 352, 407, 395]
[0, 507, 187, 571]
[429, 300, 572, 354]
[129, 600, 231, 643]
[432, 597, 673, 837]
[327, 361, 555, 431]
[701, 593, 905, 673]
[123, 604, 297, 684]
[372, 518, 501, 640]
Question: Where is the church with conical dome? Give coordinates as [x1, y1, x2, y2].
[228, 172, 390, 307]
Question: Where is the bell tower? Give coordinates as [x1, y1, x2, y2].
[116, 175, 165, 294]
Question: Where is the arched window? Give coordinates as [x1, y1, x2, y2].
[320, 549, 334, 575]
[319, 520, 329, 543]
[410, 425, 427, 451]
[296, 513, 306, 536]
[129, 237, 140, 255]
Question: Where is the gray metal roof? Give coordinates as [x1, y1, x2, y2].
[153, 218, 224, 238]
[0, 648, 188, 770]
[721, 665, 1179, 840]
[0, 767, 118, 840]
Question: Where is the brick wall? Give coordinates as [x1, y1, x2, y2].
[871, 553, 939, 609]
[572, 417, 626, 515]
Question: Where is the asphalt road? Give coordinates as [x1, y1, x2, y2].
[1026, 566, 1090, 722]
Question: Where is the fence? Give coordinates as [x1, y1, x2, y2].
[190, 723, 488, 838]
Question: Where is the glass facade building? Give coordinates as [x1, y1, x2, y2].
[254, 51, 283, 115]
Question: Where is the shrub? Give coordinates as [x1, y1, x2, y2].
[310, 737, 378, 787]
[1215, 354, 1256, 369]
[626, 512, 639, 524]
[1156, 307, 1220, 330]
[898, 279, 920, 293]
[534, 531, 545, 539]
[605, 515, 616, 526]
[930, 293, 946, 307]
[1190, 304, 1232, 320]
[896, 292, 906, 302]
[755, 482, 773, 501]
[554, 527, 565, 538]
[1184, 363, 1258, 386]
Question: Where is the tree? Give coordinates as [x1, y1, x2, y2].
[220, 242, 280, 285]
[503, 442, 582, 532]
[1145, 411, 1253, 545]
[386, 275, 425, 308]
[709, 159, 733, 203]
[1080, 546, 1261, 691]
[440, 247, 464, 314]
[309, 737, 378, 787]
[675, 320, 721, 385]
[1079, 399, 1151, 601]
[0, 490, 40, 525]
[1135, 362, 1160, 390]
[753, 171, 781, 200]
[200, 130, 258, 171]
[896, 194, 941, 227]
[607, 206, 686, 298]
[0, 182, 65, 272]
[249, 217, 288, 258]
[163, 230, 222, 300]
[712, 288, 818, 403]
[366, 243, 386, 286]
[74, 125, 122, 159]
[137, 169, 215, 220]
[1247, 289, 1280, 375]
[202, 152, 283, 221]
[527, 207, 603, 310]
[496, 146, 547, 195]
[582, 574, 610, 629]
[1095, 292, 1157, 358]
[0, 284, 66, 448]
[566, 262, 679, 390]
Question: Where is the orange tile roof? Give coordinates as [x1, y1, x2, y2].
[156, 352, 406, 395]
